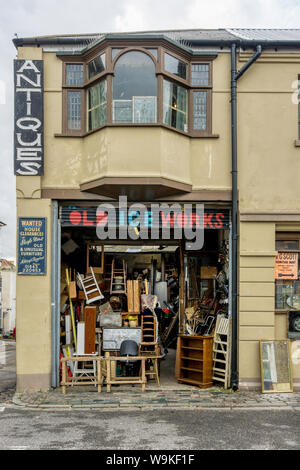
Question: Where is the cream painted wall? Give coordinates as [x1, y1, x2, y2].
[16, 197, 52, 391]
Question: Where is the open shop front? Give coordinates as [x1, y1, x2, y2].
[57, 203, 231, 393]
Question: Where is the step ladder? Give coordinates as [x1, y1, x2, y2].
[110, 258, 127, 294]
[212, 314, 231, 389]
[77, 267, 104, 305]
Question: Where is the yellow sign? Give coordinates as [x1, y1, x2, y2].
[275, 252, 298, 280]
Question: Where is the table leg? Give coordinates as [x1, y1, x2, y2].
[62, 360, 66, 395]
[97, 358, 101, 393]
[141, 358, 146, 392]
[107, 359, 111, 393]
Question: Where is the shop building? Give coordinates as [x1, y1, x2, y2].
[13, 29, 300, 392]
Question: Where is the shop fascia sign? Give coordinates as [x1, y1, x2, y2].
[14, 59, 44, 176]
[61, 198, 230, 250]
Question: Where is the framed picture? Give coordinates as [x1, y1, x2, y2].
[260, 340, 293, 393]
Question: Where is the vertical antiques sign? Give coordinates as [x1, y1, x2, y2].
[14, 60, 44, 175]
[18, 217, 47, 275]
[275, 252, 298, 280]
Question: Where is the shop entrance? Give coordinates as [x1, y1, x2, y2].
[57, 204, 231, 392]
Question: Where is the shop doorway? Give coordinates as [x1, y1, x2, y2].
[57, 219, 231, 392]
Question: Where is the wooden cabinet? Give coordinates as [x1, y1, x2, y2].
[177, 335, 213, 388]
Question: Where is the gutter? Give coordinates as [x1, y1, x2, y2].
[230, 44, 262, 391]
[12, 35, 300, 50]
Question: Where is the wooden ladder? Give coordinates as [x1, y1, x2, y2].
[139, 311, 158, 354]
[212, 314, 231, 389]
[77, 267, 104, 305]
[110, 258, 127, 294]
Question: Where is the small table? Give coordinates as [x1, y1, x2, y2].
[105, 356, 146, 392]
[61, 356, 103, 394]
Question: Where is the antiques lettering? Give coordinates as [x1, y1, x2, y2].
[14, 60, 44, 175]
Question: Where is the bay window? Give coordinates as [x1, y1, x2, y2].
[60, 42, 215, 137]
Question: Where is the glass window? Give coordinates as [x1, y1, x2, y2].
[147, 49, 158, 60]
[275, 241, 300, 309]
[276, 240, 299, 251]
[87, 79, 107, 131]
[67, 91, 81, 130]
[87, 53, 106, 80]
[164, 53, 187, 80]
[191, 64, 209, 86]
[193, 91, 207, 131]
[113, 51, 157, 123]
[66, 64, 83, 86]
[163, 79, 188, 132]
[112, 49, 123, 60]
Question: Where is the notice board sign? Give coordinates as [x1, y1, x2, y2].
[18, 217, 47, 275]
[14, 59, 44, 175]
[275, 252, 298, 280]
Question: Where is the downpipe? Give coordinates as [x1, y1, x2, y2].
[230, 44, 262, 391]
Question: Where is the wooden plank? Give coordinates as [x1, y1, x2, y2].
[127, 280, 134, 312]
[133, 280, 141, 313]
[84, 306, 97, 354]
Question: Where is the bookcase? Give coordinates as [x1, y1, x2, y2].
[177, 335, 213, 388]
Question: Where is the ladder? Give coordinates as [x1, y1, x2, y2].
[212, 314, 231, 389]
[77, 267, 104, 305]
[139, 310, 158, 354]
[110, 258, 127, 294]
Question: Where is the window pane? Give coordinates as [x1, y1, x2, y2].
[276, 240, 299, 250]
[147, 49, 158, 60]
[164, 53, 187, 80]
[193, 91, 207, 130]
[113, 51, 157, 123]
[66, 64, 83, 85]
[112, 48, 123, 59]
[163, 79, 188, 132]
[191, 64, 209, 86]
[275, 280, 300, 309]
[88, 53, 106, 80]
[87, 79, 107, 131]
[67, 91, 81, 129]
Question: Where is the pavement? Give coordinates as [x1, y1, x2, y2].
[9, 385, 300, 410]
[1, 341, 300, 411]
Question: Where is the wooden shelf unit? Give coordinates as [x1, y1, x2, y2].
[177, 335, 213, 388]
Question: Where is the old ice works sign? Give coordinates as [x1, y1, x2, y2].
[14, 60, 44, 175]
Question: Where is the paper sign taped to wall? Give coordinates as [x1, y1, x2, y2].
[275, 252, 298, 280]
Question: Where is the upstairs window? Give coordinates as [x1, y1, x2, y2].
[112, 51, 157, 123]
[164, 53, 187, 80]
[66, 64, 84, 85]
[87, 79, 107, 131]
[61, 44, 215, 137]
[163, 80, 188, 132]
[87, 53, 106, 80]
